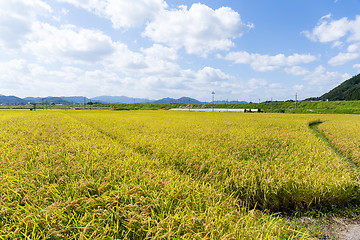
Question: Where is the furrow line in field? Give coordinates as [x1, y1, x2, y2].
[64, 113, 159, 160]
[309, 120, 360, 175]
[308, 119, 360, 240]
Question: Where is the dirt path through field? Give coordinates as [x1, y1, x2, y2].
[338, 224, 360, 240]
[309, 121, 360, 240]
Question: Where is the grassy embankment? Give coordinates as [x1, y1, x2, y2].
[2, 100, 360, 113]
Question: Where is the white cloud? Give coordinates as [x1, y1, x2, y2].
[354, 64, 360, 73]
[348, 42, 360, 52]
[58, 1, 252, 57]
[303, 65, 350, 85]
[293, 85, 304, 91]
[0, 59, 129, 97]
[304, 15, 360, 66]
[105, 42, 179, 77]
[284, 66, 310, 76]
[223, 51, 316, 71]
[332, 41, 343, 48]
[196, 67, 233, 83]
[0, 0, 52, 48]
[328, 52, 359, 66]
[328, 42, 360, 66]
[238, 78, 293, 100]
[23, 23, 115, 64]
[4, 42, 236, 99]
[247, 78, 267, 90]
[284, 65, 352, 94]
[303, 14, 359, 43]
[141, 44, 178, 61]
[58, 0, 167, 28]
[0, 59, 29, 74]
[143, 3, 251, 57]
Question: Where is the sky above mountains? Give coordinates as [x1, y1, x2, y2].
[0, 0, 359, 102]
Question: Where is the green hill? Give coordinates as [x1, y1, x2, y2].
[320, 73, 360, 101]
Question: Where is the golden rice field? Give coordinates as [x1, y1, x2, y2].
[318, 115, 360, 164]
[0, 110, 359, 239]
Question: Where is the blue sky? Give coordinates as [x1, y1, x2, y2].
[0, 0, 359, 102]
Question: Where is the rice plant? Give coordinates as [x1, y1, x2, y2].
[0, 110, 317, 239]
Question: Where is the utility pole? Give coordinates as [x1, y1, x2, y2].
[212, 91, 215, 112]
[295, 93, 297, 110]
[271, 97, 273, 113]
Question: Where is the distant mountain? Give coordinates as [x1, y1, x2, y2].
[0, 95, 247, 105]
[91, 96, 149, 104]
[0, 95, 24, 104]
[320, 73, 360, 101]
[61, 96, 90, 104]
[150, 97, 204, 104]
[23, 97, 71, 105]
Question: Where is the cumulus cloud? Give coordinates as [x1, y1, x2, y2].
[302, 14, 355, 43]
[196, 67, 233, 83]
[238, 78, 293, 100]
[246, 78, 268, 92]
[303, 65, 350, 85]
[328, 42, 360, 66]
[0, 0, 52, 48]
[284, 66, 310, 76]
[105, 42, 182, 78]
[109, 66, 236, 100]
[0, 59, 137, 97]
[328, 52, 359, 66]
[354, 63, 360, 73]
[55, 1, 250, 58]
[0, 59, 84, 96]
[58, 0, 167, 28]
[285, 64, 351, 91]
[23, 23, 115, 64]
[143, 3, 251, 57]
[304, 14, 360, 65]
[222, 51, 316, 71]
[141, 44, 178, 61]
